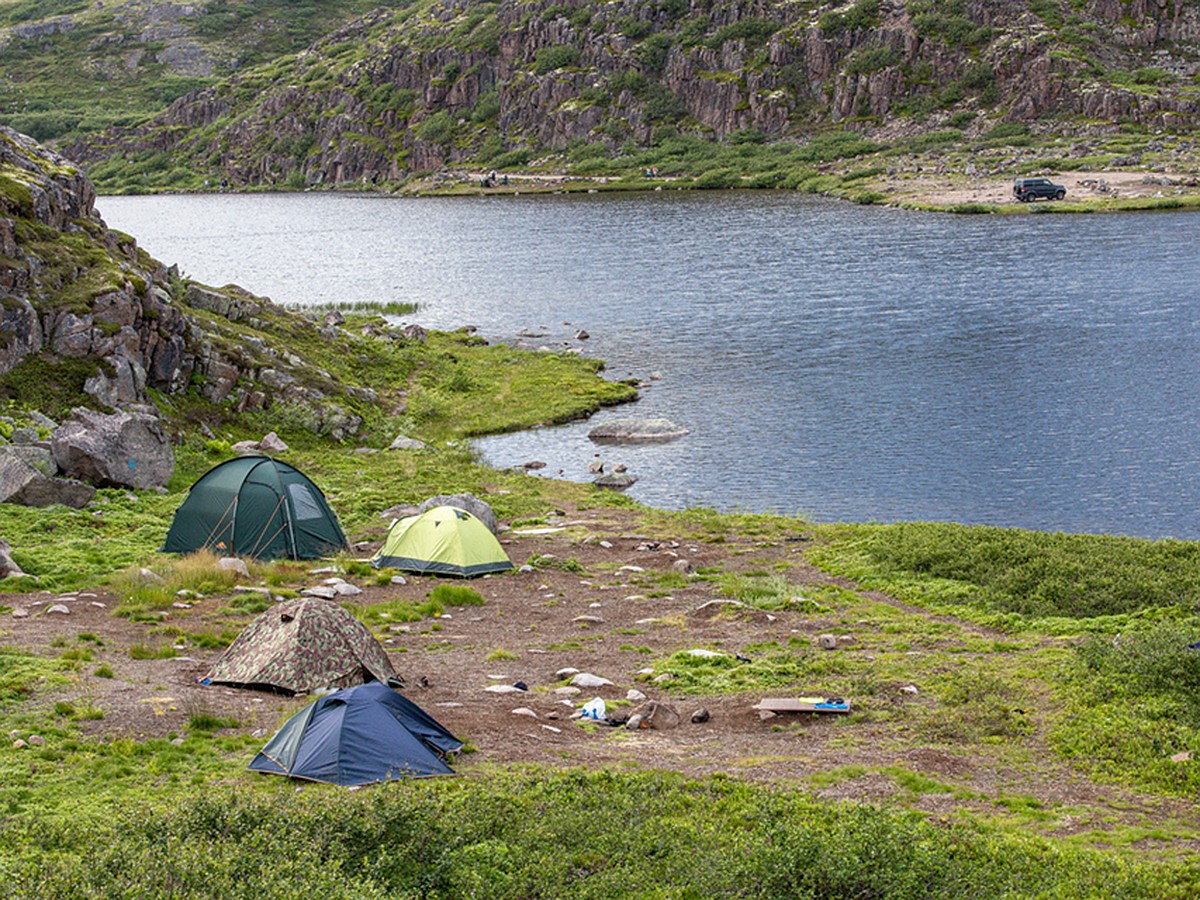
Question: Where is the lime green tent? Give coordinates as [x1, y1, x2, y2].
[371, 506, 511, 577]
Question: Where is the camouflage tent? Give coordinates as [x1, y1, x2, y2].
[202, 597, 396, 694]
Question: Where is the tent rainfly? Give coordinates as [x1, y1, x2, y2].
[249, 681, 463, 784]
[202, 597, 397, 695]
[371, 505, 512, 578]
[162, 456, 348, 560]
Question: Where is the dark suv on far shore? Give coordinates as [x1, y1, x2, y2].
[1013, 177, 1066, 202]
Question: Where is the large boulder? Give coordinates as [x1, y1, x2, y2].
[50, 408, 174, 489]
[0, 444, 57, 477]
[417, 493, 500, 535]
[0, 455, 95, 508]
[587, 418, 689, 444]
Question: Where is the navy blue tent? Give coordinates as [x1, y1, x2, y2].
[248, 681, 462, 785]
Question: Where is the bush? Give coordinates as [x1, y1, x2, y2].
[635, 33, 673, 72]
[8, 772, 1173, 897]
[838, 522, 1200, 618]
[413, 110, 455, 145]
[844, 47, 901, 75]
[534, 45, 580, 74]
[706, 17, 782, 49]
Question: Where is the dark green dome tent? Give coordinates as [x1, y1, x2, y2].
[163, 456, 348, 560]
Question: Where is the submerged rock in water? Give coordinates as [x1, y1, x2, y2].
[587, 418, 688, 444]
[593, 473, 637, 490]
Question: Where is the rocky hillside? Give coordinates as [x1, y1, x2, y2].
[61, 0, 1200, 189]
[0, 0, 401, 144]
[0, 122, 402, 437]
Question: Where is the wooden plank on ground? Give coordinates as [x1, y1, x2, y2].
[753, 697, 851, 714]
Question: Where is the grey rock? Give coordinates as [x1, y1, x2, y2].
[632, 700, 681, 730]
[570, 672, 614, 688]
[0, 456, 95, 508]
[259, 431, 289, 453]
[9, 426, 39, 445]
[593, 473, 637, 490]
[0, 444, 57, 476]
[387, 435, 429, 452]
[0, 540, 24, 577]
[301, 586, 339, 599]
[51, 408, 174, 489]
[418, 493, 499, 535]
[588, 418, 688, 444]
[818, 634, 838, 650]
[217, 557, 250, 578]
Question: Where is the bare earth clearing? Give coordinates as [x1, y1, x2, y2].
[881, 169, 1200, 207]
[443, 169, 1200, 209]
[5, 500, 1200, 856]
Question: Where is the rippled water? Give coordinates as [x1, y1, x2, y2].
[99, 191, 1200, 538]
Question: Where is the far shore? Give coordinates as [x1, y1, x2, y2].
[94, 165, 1200, 215]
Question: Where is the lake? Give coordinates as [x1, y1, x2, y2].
[98, 191, 1200, 539]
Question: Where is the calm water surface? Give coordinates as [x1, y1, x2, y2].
[99, 192, 1200, 539]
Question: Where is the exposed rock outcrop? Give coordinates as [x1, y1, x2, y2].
[62, 0, 1200, 188]
[0, 125, 375, 453]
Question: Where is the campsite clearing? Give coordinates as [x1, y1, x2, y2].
[5, 498, 1200, 856]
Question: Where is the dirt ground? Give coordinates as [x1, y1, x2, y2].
[437, 168, 1200, 209]
[880, 169, 1200, 207]
[6, 499, 1200, 852]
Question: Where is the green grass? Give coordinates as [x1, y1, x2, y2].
[808, 521, 1200, 620]
[0, 770, 1180, 897]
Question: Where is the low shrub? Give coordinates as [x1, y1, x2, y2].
[7, 771, 1172, 896]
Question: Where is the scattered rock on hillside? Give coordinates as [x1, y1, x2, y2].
[217, 557, 250, 578]
[0, 540, 25, 578]
[388, 435, 427, 451]
[51, 408, 174, 489]
[0, 455, 95, 509]
[418, 493, 499, 535]
[570, 672, 614, 688]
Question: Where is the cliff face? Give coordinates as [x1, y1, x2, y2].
[0, 125, 368, 437]
[0, 126, 195, 408]
[63, 0, 1200, 188]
